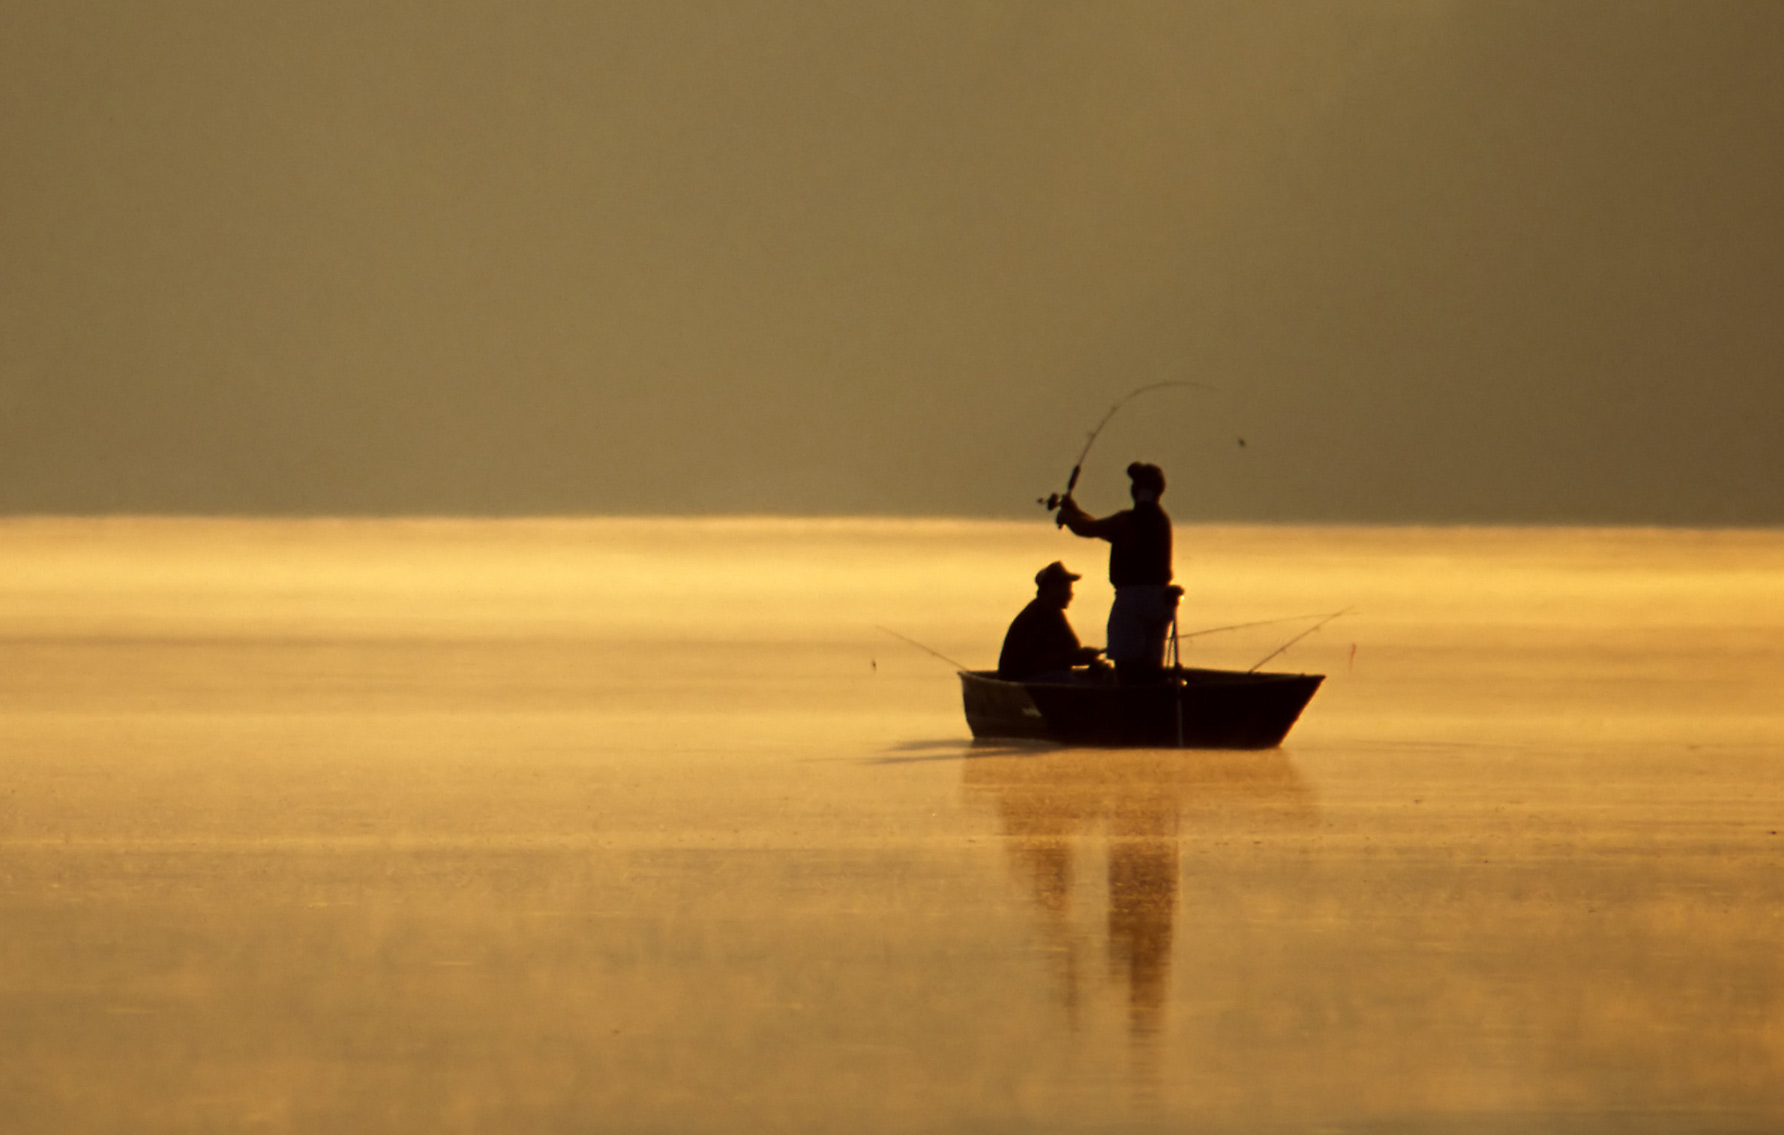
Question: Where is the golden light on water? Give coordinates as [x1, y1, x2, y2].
[4, 518, 1783, 1131]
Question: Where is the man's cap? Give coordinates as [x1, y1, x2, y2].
[1127, 462, 1166, 493]
[1035, 561, 1081, 586]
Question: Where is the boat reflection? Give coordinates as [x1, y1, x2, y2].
[962, 747, 1315, 1047]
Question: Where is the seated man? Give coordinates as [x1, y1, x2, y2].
[998, 561, 1105, 681]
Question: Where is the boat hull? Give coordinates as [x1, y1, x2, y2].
[959, 667, 1323, 749]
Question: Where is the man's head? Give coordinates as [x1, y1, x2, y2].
[1127, 462, 1166, 503]
[1034, 560, 1080, 608]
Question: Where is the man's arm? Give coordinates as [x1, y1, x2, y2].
[1056, 496, 1126, 539]
[1033, 610, 1102, 673]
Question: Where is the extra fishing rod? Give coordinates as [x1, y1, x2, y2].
[1039, 381, 1221, 517]
[1178, 611, 1350, 641]
[1247, 608, 1353, 673]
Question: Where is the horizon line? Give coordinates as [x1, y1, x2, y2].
[2, 512, 1781, 534]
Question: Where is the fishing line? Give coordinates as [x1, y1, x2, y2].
[1178, 611, 1351, 641]
[1247, 608, 1354, 673]
[1039, 381, 1221, 515]
[876, 626, 971, 671]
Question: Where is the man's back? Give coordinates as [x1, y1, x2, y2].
[998, 599, 1082, 680]
[1105, 500, 1173, 586]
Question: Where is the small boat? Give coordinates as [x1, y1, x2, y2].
[959, 666, 1323, 749]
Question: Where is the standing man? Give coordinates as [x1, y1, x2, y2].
[1056, 462, 1180, 684]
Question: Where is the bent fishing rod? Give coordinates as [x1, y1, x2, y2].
[1039, 380, 1220, 517]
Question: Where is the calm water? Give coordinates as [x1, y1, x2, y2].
[3, 518, 1783, 1133]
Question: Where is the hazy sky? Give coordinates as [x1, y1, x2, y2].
[4, 1, 1780, 522]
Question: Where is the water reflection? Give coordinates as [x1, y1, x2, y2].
[962, 748, 1315, 1046]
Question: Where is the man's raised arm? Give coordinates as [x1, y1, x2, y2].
[1056, 496, 1125, 539]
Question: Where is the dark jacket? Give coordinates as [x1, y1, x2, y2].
[997, 599, 1084, 680]
[1063, 501, 1173, 586]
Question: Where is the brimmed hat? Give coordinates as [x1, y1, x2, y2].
[1035, 561, 1081, 587]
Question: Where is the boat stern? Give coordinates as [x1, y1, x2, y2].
[958, 671, 1054, 741]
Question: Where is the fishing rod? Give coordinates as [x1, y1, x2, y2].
[1246, 608, 1353, 673]
[1178, 611, 1351, 641]
[875, 626, 972, 671]
[1039, 381, 1220, 516]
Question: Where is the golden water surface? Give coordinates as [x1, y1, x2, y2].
[3, 518, 1782, 1133]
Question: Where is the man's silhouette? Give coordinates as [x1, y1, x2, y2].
[997, 561, 1104, 681]
[1056, 462, 1179, 684]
